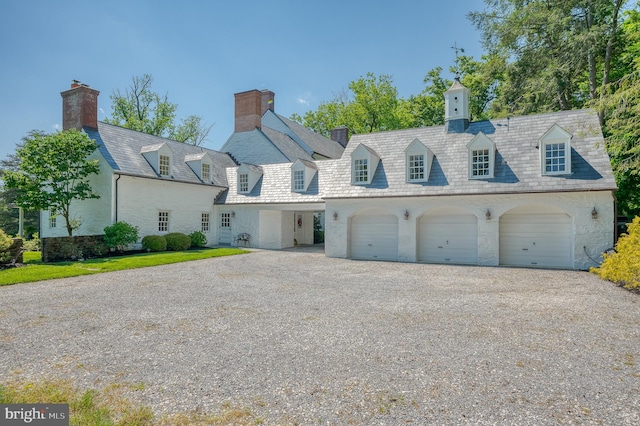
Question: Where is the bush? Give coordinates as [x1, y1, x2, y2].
[103, 222, 139, 252]
[0, 229, 14, 263]
[165, 232, 191, 251]
[591, 216, 640, 290]
[22, 233, 41, 251]
[188, 230, 207, 248]
[141, 235, 167, 252]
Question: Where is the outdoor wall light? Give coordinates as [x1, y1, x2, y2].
[404, 210, 410, 220]
[231, 211, 235, 218]
[485, 209, 491, 220]
[333, 212, 338, 221]
[591, 207, 598, 220]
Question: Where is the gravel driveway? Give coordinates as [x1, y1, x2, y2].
[1, 247, 639, 425]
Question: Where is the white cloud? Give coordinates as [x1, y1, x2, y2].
[52, 123, 61, 130]
[296, 95, 310, 106]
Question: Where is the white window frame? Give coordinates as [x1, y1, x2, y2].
[238, 173, 249, 193]
[353, 158, 368, 183]
[49, 208, 57, 228]
[539, 124, 572, 176]
[158, 211, 169, 232]
[220, 212, 231, 228]
[201, 213, 210, 232]
[201, 163, 210, 182]
[408, 154, 425, 181]
[159, 155, 170, 176]
[292, 169, 305, 191]
[466, 132, 495, 180]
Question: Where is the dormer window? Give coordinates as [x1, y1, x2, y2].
[159, 155, 170, 176]
[141, 143, 173, 177]
[237, 164, 263, 194]
[238, 173, 249, 192]
[201, 163, 210, 182]
[185, 152, 213, 183]
[291, 159, 318, 192]
[467, 132, 495, 179]
[405, 138, 433, 183]
[351, 144, 380, 185]
[540, 124, 572, 175]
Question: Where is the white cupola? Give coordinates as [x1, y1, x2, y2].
[444, 76, 470, 133]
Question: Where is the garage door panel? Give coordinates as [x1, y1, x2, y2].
[419, 214, 478, 264]
[500, 213, 571, 268]
[350, 215, 398, 261]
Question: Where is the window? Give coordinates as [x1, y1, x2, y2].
[159, 155, 170, 176]
[201, 213, 210, 232]
[49, 208, 56, 228]
[544, 143, 566, 174]
[472, 149, 491, 177]
[220, 212, 231, 228]
[408, 154, 424, 181]
[158, 211, 169, 232]
[238, 173, 249, 192]
[293, 169, 305, 191]
[354, 158, 368, 183]
[201, 163, 210, 182]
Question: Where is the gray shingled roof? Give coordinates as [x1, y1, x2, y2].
[86, 122, 237, 188]
[322, 109, 617, 199]
[220, 110, 344, 165]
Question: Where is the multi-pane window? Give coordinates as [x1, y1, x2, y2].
[472, 149, 491, 177]
[293, 169, 305, 191]
[201, 163, 210, 182]
[49, 208, 56, 228]
[220, 212, 231, 228]
[545, 143, 566, 173]
[354, 159, 368, 183]
[158, 211, 169, 232]
[408, 154, 424, 181]
[201, 213, 210, 232]
[159, 155, 170, 176]
[238, 173, 249, 192]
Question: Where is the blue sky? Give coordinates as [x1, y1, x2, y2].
[0, 0, 486, 161]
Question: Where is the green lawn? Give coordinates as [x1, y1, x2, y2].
[1, 248, 249, 286]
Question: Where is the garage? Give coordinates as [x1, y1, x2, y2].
[499, 207, 572, 268]
[418, 209, 478, 264]
[350, 214, 398, 261]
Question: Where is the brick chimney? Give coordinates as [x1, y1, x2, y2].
[61, 81, 100, 130]
[330, 126, 349, 147]
[234, 89, 275, 133]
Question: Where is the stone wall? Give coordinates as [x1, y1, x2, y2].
[41, 235, 108, 263]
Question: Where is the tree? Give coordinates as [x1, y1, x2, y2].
[3, 129, 101, 236]
[0, 146, 39, 237]
[104, 74, 213, 146]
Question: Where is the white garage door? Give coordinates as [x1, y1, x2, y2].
[418, 213, 478, 264]
[350, 215, 398, 261]
[500, 213, 572, 268]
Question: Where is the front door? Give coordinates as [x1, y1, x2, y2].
[218, 212, 232, 245]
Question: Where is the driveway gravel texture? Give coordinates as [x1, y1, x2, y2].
[1, 247, 639, 425]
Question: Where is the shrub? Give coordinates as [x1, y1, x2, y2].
[22, 233, 41, 251]
[141, 235, 167, 252]
[591, 216, 640, 290]
[164, 232, 191, 251]
[0, 229, 13, 263]
[103, 222, 139, 252]
[188, 230, 207, 248]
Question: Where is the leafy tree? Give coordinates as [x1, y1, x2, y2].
[0, 146, 39, 237]
[104, 74, 213, 146]
[3, 129, 101, 236]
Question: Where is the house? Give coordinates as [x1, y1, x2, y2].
[42, 79, 617, 270]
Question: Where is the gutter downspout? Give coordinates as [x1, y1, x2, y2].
[115, 174, 121, 222]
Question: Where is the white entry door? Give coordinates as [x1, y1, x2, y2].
[418, 212, 478, 264]
[499, 213, 572, 268]
[350, 215, 398, 261]
[218, 212, 232, 245]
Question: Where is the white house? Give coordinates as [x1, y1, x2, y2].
[42, 80, 617, 270]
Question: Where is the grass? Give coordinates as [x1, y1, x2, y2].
[0, 248, 249, 286]
[0, 378, 262, 426]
